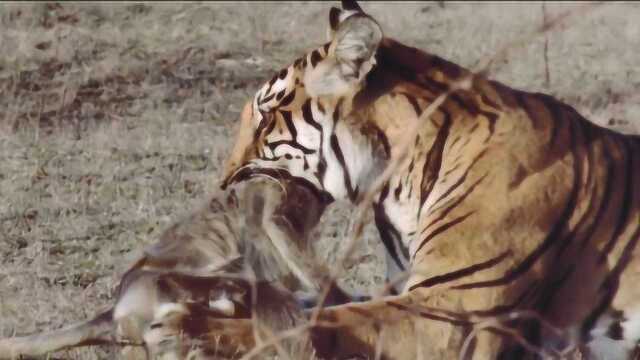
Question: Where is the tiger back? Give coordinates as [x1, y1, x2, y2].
[222, 1, 640, 359]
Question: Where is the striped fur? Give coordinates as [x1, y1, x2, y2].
[223, 1, 640, 359]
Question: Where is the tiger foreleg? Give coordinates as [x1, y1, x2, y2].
[307, 290, 502, 360]
[194, 293, 425, 360]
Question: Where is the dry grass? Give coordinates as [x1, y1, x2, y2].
[0, 2, 639, 359]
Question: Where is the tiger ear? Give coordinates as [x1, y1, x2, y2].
[309, 6, 382, 97]
[326, 0, 364, 39]
[328, 7, 341, 38]
[341, 0, 363, 12]
[333, 14, 382, 80]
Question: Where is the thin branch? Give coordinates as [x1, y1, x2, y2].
[458, 310, 579, 360]
[542, 2, 551, 88]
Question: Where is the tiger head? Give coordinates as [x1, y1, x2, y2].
[222, 1, 386, 204]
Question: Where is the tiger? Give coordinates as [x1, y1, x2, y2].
[220, 1, 640, 359]
[0, 179, 348, 359]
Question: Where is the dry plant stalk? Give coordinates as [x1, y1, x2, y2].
[542, 2, 551, 88]
[458, 310, 579, 360]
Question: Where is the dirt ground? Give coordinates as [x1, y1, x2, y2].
[0, 2, 639, 359]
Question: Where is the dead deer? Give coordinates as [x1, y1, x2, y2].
[0, 178, 355, 359]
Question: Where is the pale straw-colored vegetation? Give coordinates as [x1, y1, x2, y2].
[0, 2, 638, 358]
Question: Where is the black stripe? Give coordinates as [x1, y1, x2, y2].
[515, 91, 542, 130]
[275, 89, 286, 101]
[379, 182, 390, 203]
[265, 74, 278, 94]
[581, 224, 640, 338]
[306, 99, 327, 186]
[264, 115, 277, 137]
[481, 110, 498, 143]
[322, 42, 331, 55]
[599, 136, 634, 262]
[329, 7, 340, 31]
[268, 74, 278, 86]
[374, 202, 408, 271]
[468, 122, 479, 135]
[443, 162, 461, 177]
[458, 137, 472, 152]
[544, 119, 596, 259]
[333, 98, 343, 123]
[607, 322, 624, 340]
[266, 140, 315, 155]
[533, 265, 575, 316]
[315, 156, 327, 185]
[414, 211, 475, 259]
[278, 68, 288, 80]
[430, 149, 488, 209]
[259, 92, 275, 105]
[409, 250, 511, 291]
[402, 93, 422, 115]
[419, 75, 449, 93]
[301, 99, 322, 131]
[394, 182, 403, 200]
[253, 111, 269, 141]
[387, 302, 469, 326]
[454, 118, 582, 290]
[419, 110, 452, 209]
[572, 134, 615, 252]
[371, 124, 391, 159]
[469, 280, 539, 317]
[310, 50, 323, 68]
[538, 95, 564, 148]
[424, 172, 488, 232]
[449, 135, 462, 151]
[450, 94, 498, 144]
[326, 99, 357, 200]
[581, 122, 597, 193]
[280, 110, 297, 140]
[598, 137, 635, 264]
[450, 93, 478, 116]
[330, 133, 358, 201]
[551, 145, 598, 259]
[489, 80, 518, 108]
[480, 93, 501, 110]
[279, 90, 296, 107]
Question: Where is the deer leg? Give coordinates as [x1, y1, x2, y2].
[0, 309, 115, 359]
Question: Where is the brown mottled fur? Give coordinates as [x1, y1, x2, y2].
[0, 180, 331, 359]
